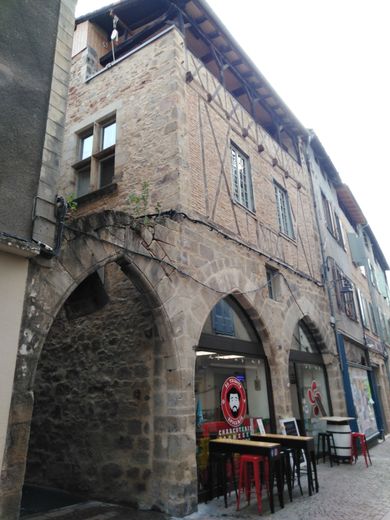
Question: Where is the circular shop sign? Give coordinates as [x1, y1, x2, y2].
[221, 376, 247, 427]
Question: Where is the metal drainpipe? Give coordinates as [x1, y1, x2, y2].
[52, 196, 68, 257]
[303, 134, 358, 430]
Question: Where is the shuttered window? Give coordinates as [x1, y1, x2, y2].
[211, 299, 235, 336]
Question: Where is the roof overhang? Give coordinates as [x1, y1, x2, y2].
[76, 0, 307, 140]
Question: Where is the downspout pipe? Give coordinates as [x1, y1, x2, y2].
[53, 196, 67, 257]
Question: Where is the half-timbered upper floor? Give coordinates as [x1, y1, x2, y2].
[60, 0, 326, 282]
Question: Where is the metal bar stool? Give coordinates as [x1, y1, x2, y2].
[211, 451, 237, 507]
[237, 454, 268, 514]
[317, 432, 338, 466]
[351, 432, 372, 467]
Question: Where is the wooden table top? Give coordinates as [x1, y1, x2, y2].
[252, 433, 314, 442]
[320, 416, 355, 422]
[210, 438, 280, 449]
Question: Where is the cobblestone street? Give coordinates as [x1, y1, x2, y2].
[179, 438, 390, 520]
[24, 438, 390, 520]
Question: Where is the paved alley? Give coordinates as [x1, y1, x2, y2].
[24, 439, 390, 520]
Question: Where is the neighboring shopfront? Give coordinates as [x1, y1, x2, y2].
[195, 297, 274, 500]
[344, 338, 379, 439]
[289, 321, 332, 439]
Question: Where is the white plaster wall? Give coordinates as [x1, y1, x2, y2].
[0, 252, 28, 470]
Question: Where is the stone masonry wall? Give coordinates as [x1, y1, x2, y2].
[61, 26, 323, 288]
[2, 206, 345, 518]
[60, 28, 186, 217]
[25, 262, 157, 507]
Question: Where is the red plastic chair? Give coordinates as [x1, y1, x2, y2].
[350, 432, 372, 467]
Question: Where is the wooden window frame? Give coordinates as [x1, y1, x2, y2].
[73, 115, 116, 197]
[274, 181, 295, 239]
[230, 143, 254, 212]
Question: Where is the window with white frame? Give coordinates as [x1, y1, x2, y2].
[274, 181, 294, 238]
[230, 144, 254, 211]
[266, 266, 280, 301]
[321, 191, 344, 247]
[357, 289, 369, 329]
[74, 116, 116, 197]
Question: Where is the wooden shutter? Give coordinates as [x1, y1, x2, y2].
[211, 300, 235, 336]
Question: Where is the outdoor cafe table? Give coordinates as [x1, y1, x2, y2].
[208, 438, 284, 514]
[251, 433, 319, 496]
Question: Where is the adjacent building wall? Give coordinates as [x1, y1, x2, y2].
[0, 253, 29, 472]
[0, 0, 60, 241]
[0, 2, 76, 518]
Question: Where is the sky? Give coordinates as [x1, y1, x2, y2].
[75, 0, 390, 265]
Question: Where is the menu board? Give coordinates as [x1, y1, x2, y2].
[280, 417, 300, 436]
[280, 417, 306, 466]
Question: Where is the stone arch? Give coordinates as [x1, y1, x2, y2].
[3, 211, 197, 518]
[300, 314, 328, 352]
[281, 291, 334, 356]
[187, 264, 274, 360]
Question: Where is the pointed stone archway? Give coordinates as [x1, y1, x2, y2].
[0, 211, 199, 519]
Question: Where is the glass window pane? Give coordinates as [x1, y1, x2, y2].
[102, 122, 116, 149]
[195, 352, 270, 499]
[195, 353, 270, 427]
[230, 145, 253, 211]
[77, 166, 90, 196]
[81, 134, 93, 160]
[292, 362, 330, 439]
[100, 155, 115, 187]
[349, 367, 378, 438]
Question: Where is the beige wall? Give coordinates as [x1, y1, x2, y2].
[0, 252, 28, 471]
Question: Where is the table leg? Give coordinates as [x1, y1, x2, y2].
[310, 450, 319, 493]
[207, 453, 213, 502]
[269, 458, 275, 514]
[293, 449, 303, 496]
[283, 450, 293, 502]
[275, 457, 284, 509]
[304, 448, 313, 496]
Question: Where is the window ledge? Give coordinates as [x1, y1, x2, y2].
[75, 183, 118, 206]
[232, 199, 256, 217]
[93, 144, 115, 160]
[72, 157, 91, 169]
[278, 231, 297, 244]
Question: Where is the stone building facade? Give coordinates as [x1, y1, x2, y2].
[1, 0, 388, 518]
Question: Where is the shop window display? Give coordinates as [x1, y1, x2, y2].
[195, 297, 272, 501]
[349, 366, 378, 438]
[289, 321, 331, 440]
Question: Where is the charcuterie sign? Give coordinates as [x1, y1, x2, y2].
[221, 376, 247, 427]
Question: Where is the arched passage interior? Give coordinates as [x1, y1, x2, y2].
[194, 295, 274, 501]
[22, 259, 167, 512]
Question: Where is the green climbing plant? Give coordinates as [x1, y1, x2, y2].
[66, 194, 78, 214]
[128, 181, 162, 229]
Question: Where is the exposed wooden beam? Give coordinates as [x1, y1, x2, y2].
[232, 86, 246, 97]
[194, 15, 207, 24]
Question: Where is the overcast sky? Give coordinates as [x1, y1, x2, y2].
[75, 0, 390, 266]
